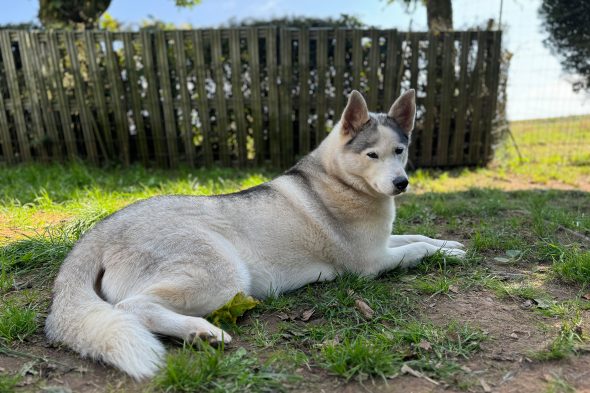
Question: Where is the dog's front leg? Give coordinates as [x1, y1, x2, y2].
[370, 242, 466, 275]
[388, 235, 464, 249]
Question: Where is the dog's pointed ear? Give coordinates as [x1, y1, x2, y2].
[388, 89, 416, 135]
[340, 90, 370, 136]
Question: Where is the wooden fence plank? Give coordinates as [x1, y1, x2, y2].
[279, 28, 293, 167]
[64, 32, 99, 163]
[18, 31, 48, 161]
[452, 32, 471, 165]
[435, 33, 454, 166]
[482, 30, 502, 163]
[409, 34, 419, 95]
[333, 28, 346, 118]
[154, 31, 178, 168]
[122, 33, 148, 165]
[247, 27, 264, 165]
[47, 31, 76, 159]
[210, 29, 230, 166]
[351, 29, 362, 91]
[84, 31, 113, 159]
[172, 31, 195, 167]
[104, 32, 130, 165]
[0, 90, 14, 163]
[421, 32, 438, 166]
[229, 29, 248, 166]
[141, 30, 166, 167]
[191, 30, 213, 166]
[0, 31, 31, 161]
[64, 32, 98, 164]
[468, 31, 486, 164]
[367, 29, 380, 110]
[265, 27, 280, 167]
[316, 29, 328, 145]
[297, 27, 310, 156]
[30, 32, 61, 160]
[383, 30, 398, 105]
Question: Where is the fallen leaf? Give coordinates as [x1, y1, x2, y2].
[448, 285, 459, 294]
[479, 378, 492, 393]
[418, 340, 432, 351]
[321, 335, 341, 348]
[506, 249, 522, 258]
[401, 364, 440, 385]
[493, 257, 511, 263]
[277, 312, 290, 321]
[582, 293, 590, 301]
[533, 298, 555, 310]
[355, 299, 374, 319]
[207, 292, 259, 327]
[300, 308, 315, 322]
[522, 299, 533, 308]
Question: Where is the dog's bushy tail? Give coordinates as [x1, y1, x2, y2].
[45, 246, 165, 379]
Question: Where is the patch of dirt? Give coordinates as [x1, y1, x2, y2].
[0, 340, 141, 392]
[0, 211, 73, 243]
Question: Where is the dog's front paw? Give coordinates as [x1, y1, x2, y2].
[441, 240, 465, 249]
[440, 247, 466, 259]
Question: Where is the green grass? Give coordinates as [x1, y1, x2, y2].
[533, 315, 584, 361]
[319, 336, 399, 381]
[547, 244, 590, 285]
[0, 301, 38, 343]
[0, 373, 22, 393]
[153, 344, 297, 392]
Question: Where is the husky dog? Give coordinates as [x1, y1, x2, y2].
[45, 90, 465, 379]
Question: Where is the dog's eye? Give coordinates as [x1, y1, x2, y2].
[367, 152, 379, 159]
[394, 147, 404, 155]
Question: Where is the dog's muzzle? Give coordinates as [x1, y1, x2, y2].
[392, 177, 409, 194]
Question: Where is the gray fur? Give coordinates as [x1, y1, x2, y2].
[345, 113, 410, 154]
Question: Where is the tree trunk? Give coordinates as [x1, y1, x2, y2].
[427, 0, 453, 33]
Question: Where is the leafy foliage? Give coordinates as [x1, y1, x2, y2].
[208, 292, 260, 327]
[540, 0, 590, 93]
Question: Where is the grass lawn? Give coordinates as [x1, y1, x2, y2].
[0, 115, 589, 392]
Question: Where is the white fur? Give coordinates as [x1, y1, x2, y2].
[45, 90, 465, 379]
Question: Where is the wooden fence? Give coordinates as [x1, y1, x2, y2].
[0, 28, 502, 168]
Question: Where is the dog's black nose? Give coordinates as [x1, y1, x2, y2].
[393, 177, 409, 191]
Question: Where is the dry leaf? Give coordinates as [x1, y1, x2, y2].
[479, 378, 492, 393]
[582, 292, 590, 301]
[401, 364, 440, 385]
[355, 299, 374, 319]
[448, 285, 459, 294]
[277, 312, 290, 321]
[418, 340, 432, 351]
[300, 308, 315, 322]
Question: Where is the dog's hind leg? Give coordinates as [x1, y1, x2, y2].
[115, 294, 232, 345]
[388, 235, 464, 249]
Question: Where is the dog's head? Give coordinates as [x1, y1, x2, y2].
[334, 89, 416, 197]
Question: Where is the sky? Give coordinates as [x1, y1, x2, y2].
[1, 0, 588, 120]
